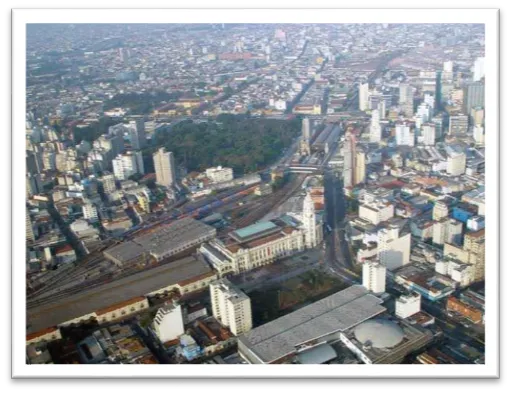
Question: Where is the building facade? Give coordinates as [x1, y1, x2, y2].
[210, 279, 252, 336]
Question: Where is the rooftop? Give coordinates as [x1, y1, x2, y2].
[27, 256, 213, 334]
[238, 285, 385, 364]
[232, 221, 278, 241]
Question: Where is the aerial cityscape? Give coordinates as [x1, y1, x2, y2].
[25, 23, 486, 366]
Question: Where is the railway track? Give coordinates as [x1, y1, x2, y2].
[235, 174, 306, 228]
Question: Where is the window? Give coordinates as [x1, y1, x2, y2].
[130, 307, 135, 312]
[140, 304, 145, 309]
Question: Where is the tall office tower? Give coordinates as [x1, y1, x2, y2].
[369, 110, 382, 143]
[424, 93, 435, 110]
[470, 107, 485, 127]
[422, 123, 436, 146]
[432, 115, 444, 139]
[355, 150, 366, 185]
[443, 61, 453, 73]
[447, 151, 467, 176]
[473, 57, 485, 82]
[377, 224, 411, 271]
[153, 302, 185, 343]
[433, 200, 450, 221]
[26, 173, 42, 198]
[463, 81, 485, 115]
[26, 208, 35, 242]
[463, 229, 485, 281]
[112, 151, 145, 181]
[342, 130, 356, 188]
[448, 114, 469, 136]
[395, 123, 414, 147]
[210, 279, 252, 336]
[153, 147, 176, 188]
[399, 84, 414, 117]
[119, 47, 130, 66]
[473, 124, 485, 144]
[416, 103, 432, 124]
[362, 260, 386, 294]
[129, 119, 146, 150]
[378, 99, 386, 119]
[359, 82, 369, 111]
[303, 190, 317, 248]
[302, 118, 311, 141]
[395, 292, 421, 319]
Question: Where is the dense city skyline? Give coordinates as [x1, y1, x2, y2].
[24, 22, 487, 368]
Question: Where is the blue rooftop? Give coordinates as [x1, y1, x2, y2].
[233, 221, 277, 239]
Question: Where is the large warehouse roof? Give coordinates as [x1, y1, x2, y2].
[238, 285, 386, 364]
[27, 256, 214, 334]
[104, 217, 215, 264]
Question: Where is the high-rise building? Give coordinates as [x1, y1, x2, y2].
[421, 123, 436, 146]
[26, 208, 35, 242]
[112, 151, 145, 181]
[395, 123, 414, 147]
[359, 83, 369, 111]
[473, 57, 485, 82]
[448, 114, 469, 136]
[210, 279, 252, 336]
[355, 150, 366, 185]
[100, 173, 116, 194]
[433, 218, 463, 246]
[26, 173, 42, 198]
[342, 130, 356, 188]
[395, 292, 421, 319]
[470, 107, 485, 127]
[463, 229, 485, 282]
[153, 302, 185, 343]
[369, 110, 382, 143]
[128, 119, 147, 150]
[447, 150, 466, 176]
[302, 118, 311, 141]
[443, 61, 453, 73]
[463, 81, 485, 115]
[82, 201, 99, 222]
[362, 260, 386, 294]
[153, 147, 177, 188]
[433, 200, 450, 221]
[473, 124, 485, 144]
[303, 190, 318, 248]
[377, 225, 411, 271]
[399, 84, 414, 118]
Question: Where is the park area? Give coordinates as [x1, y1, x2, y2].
[249, 268, 350, 327]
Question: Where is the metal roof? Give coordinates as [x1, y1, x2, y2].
[354, 319, 405, 349]
[238, 285, 386, 364]
[297, 344, 337, 364]
[232, 221, 277, 240]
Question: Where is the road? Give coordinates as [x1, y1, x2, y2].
[322, 167, 358, 283]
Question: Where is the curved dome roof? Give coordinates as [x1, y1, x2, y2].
[354, 319, 404, 349]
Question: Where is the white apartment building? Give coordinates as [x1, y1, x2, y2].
[362, 260, 386, 294]
[210, 279, 252, 336]
[153, 147, 176, 188]
[153, 302, 185, 343]
[359, 83, 369, 111]
[433, 218, 463, 246]
[473, 57, 485, 82]
[395, 292, 421, 319]
[447, 152, 467, 176]
[369, 110, 382, 143]
[377, 225, 411, 271]
[82, 202, 99, 222]
[422, 123, 436, 146]
[473, 125, 485, 144]
[112, 151, 145, 181]
[359, 200, 394, 225]
[395, 124, 414, 147]
[205, 166, 234, 183]
[432, 200, 450, 221]
[100, 173, 116, 194]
